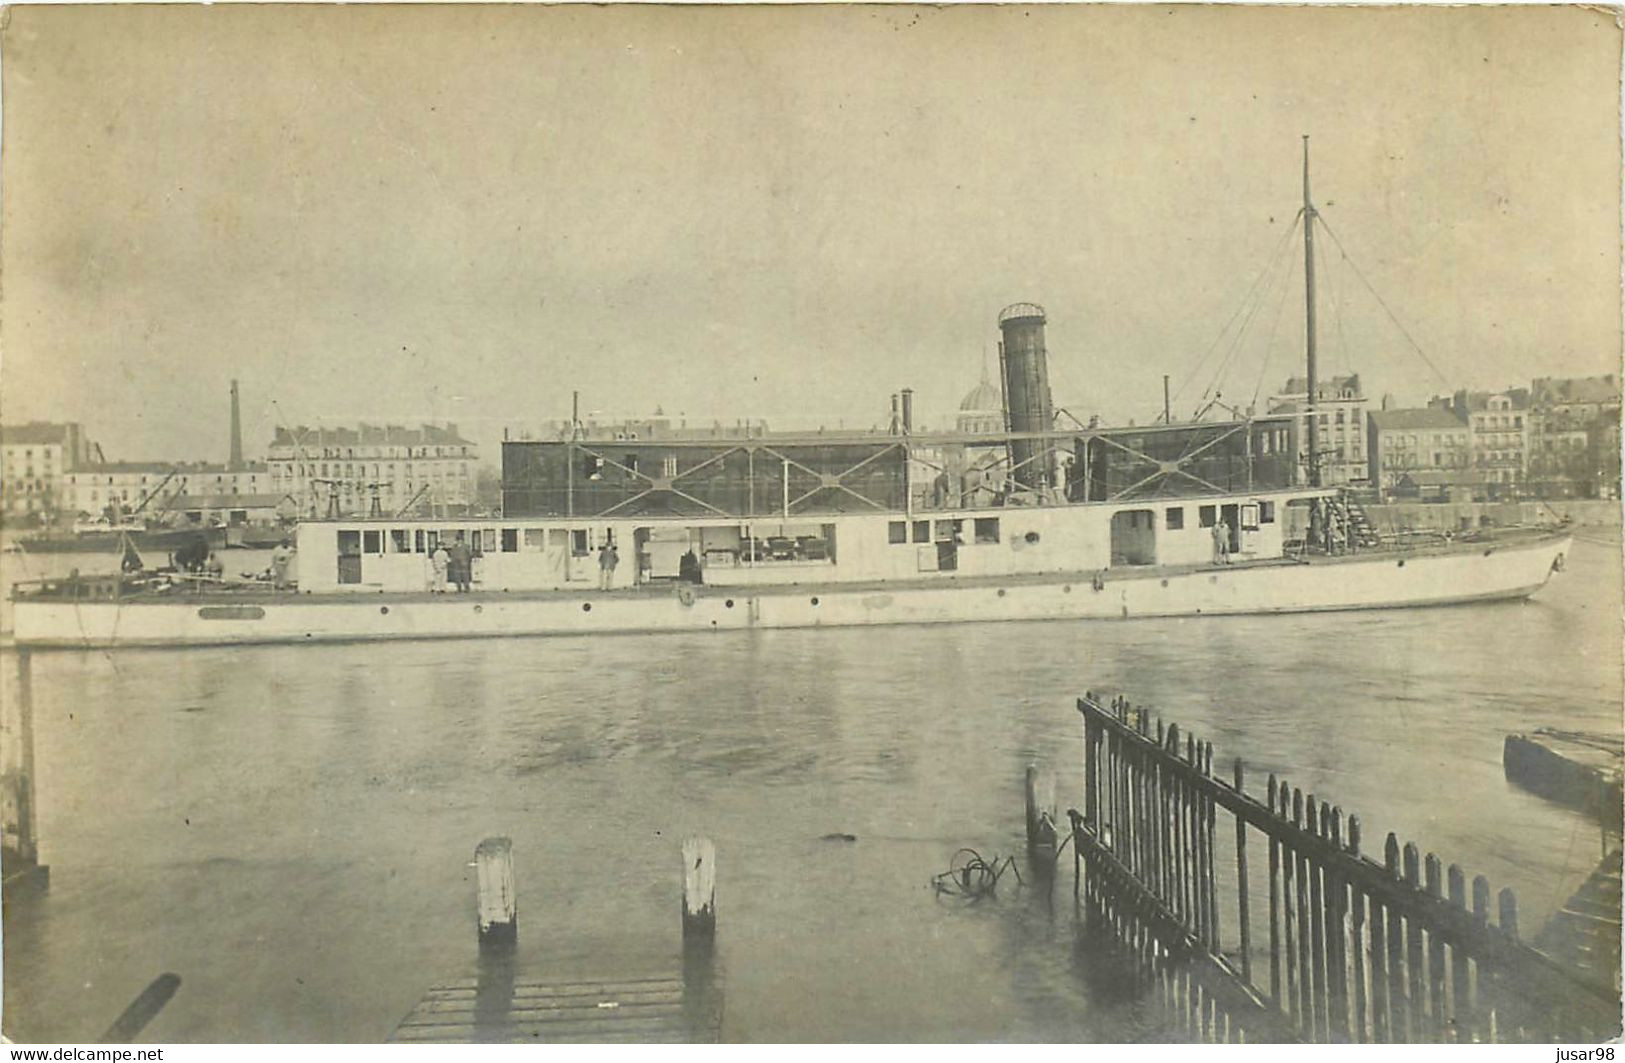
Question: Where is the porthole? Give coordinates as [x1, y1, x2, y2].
[379, 606, 389, 615]
[1063, 584, 1072, 593]
[1024, 531, 1041, 544]
[997, 588, 1006, 598]
[725, 599, 735, 609]
[810, 597, 820, 606]
[583, 602, 593, 612]
[1161, 579, 1169, 588]
[1397, 560, 1405, 568]
[473, 604, 483, 614]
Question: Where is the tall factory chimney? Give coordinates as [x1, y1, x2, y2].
[997, 303, 1054, 489]
[900, 388, 914, 434]
[229, 378, 244, 471]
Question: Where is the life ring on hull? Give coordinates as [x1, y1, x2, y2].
[677, 584, 697, 607]
[1551, 553, 1566, 573]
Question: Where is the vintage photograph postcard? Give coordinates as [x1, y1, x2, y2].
[1, 2, 1620, 1045]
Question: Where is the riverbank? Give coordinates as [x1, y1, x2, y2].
[1366, 498, 1620, 531]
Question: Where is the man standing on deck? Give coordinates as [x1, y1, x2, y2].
[1212, 518, 1231, 565]
[271, 539, 293, 590]
[430, 542, 450, 593]
[449, 536, 474, 593]
[598, 538, 619, 590]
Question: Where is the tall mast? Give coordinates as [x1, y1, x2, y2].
[1302, 134, 1320, 488]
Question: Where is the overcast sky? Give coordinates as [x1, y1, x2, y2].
[2, 4, 1619, 464]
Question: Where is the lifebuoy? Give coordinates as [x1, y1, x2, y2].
[677, 584, 696, 607]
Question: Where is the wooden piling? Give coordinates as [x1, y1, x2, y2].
[1403, 843, 1424, 1040]
[1423, 854, 1447, 1037]
[475, 837, 517, 946]
[682, 836, 717, 939]
[1446, 864, 1469, 1040]
[1306, 797, 1326, 1038]
[1384, 834, 1409, 1042]
[1293, 790, 1313, 1033]
[1348, 816, 1369, 1043]
[1233, 759, 1253, 984]
[1327, 808, 1349, 1042]
[1025, 764, 1057, 855]
[1267, 774, 1282, 1003]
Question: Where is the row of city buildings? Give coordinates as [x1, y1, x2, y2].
[1, 383, 481, 527]
[1291, 372, 1622, 501]
[3, 370, 1618, 527]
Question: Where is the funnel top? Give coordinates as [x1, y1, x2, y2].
[998, 302, 1046, 326]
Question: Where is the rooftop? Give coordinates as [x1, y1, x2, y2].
[1, 422, 79, 446]
[1532, 375, 1621, 407]
[270, 423, 473, 448]
[1369, 408, 1467, 431]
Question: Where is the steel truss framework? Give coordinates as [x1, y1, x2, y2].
[501, 417, 1302, 520]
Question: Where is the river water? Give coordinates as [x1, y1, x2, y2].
[1, 533, 1620, 1042]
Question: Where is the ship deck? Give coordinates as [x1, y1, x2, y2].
[11, 527, 1567, 608]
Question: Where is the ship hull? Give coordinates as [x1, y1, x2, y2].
[9, 534, 1571, 649]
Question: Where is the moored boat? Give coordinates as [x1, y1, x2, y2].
[8, 140, 1578, 648]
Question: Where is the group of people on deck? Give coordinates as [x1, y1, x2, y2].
[427, 536, 476, 593]
[413, 533, 636, 593]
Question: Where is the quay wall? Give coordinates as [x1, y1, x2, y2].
[1366, 499, 1621, 531]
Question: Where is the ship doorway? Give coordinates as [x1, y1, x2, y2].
[336, 529, 362, 584]
[1220, 503, 1241, 554]
[1110, 509, 1157, 566]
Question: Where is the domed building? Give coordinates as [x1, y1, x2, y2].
[957, 368, 1004, 434]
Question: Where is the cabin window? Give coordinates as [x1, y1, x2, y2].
[571, 529, 590, 556]
[912, 520, 930, 543]
[1240, 504, 1261, 531]
[974, 517, 1000, 544]
[1165, 507, 1185, 530]
[425, 530, 439, 551]
[888, 520, 908, 544]
[1260, 501, 1276, 524]
[584, 456, 605, 480]
[363, 530, 383, 554]
[480, 529, 497, 554]
[1199, 505, 1217, 528]
[523, 529, 546, 551]
[934, 519, 963, 543]
[501, 529, 519, 553]
[390, 529, 411, 553]
[414, 529, 426, 553]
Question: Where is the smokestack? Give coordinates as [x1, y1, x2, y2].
[890, 393, 900, 435]
[900, 388, 914, 435]
[997, 303, 1055, 490]
[229, 379, 244, 471]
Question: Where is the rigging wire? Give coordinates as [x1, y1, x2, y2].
[1319, 216, 1357, 380]
[1168, 209, 1305, 412]
[1250, 232, 1304, 410]
[1194, 211, 1304, 413]
[1315, 216, 1454, 391]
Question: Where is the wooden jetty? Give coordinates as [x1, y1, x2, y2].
[388, 834, 722, 1043]
[1504, 728, 1623, 832]
[1066, 692, 1621, 1044]
[1534, 846, 1622, 998]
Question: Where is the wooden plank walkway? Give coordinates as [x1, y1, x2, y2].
[389, 973, 719, 1043]
[1534, 847, 1622, 998]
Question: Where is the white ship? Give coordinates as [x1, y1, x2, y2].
[9, 142, 1574, 649]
